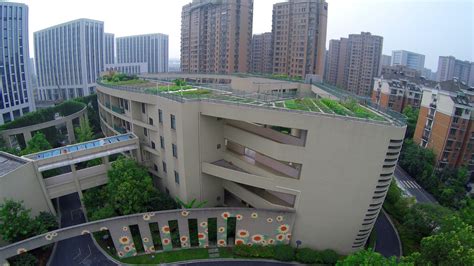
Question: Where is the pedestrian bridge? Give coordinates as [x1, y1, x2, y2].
[0, 208, 295, 265]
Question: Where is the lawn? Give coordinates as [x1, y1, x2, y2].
[179, 89, 212, 97]
[320, 98, 353, 116]
[283, 99, 310, 111]
[341, 100, 386, 121]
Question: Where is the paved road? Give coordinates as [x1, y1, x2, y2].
[393, 165, 437, 204]
[374, 210, 401, 258]
[49, 193, 116, 266]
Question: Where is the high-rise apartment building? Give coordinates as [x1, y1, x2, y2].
[414, 80, 474, 176]
[0, 2, 35, 125]
[34, 19, 104, 101]
[381, 54, 391, 67]
[116, 33, 168, 73]
[381, 65, 421, 79]
[436, 56, 474, 87]
[180, 0, 253, 74]
[250, 33, 273, 74]
[272, 0, 328, 79]
[326, 32, 383, 96]
[391, 50, 425, 72]
[104, 33, 115, 65]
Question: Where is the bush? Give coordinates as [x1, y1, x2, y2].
[296, 248, 321, 264]
[8, 253, 38, 266]
[274, 244, 295, 261]
[233, 244, 275, 258]
[320, 249, 339, 264]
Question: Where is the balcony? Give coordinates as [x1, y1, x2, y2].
[113, 125, 127, 134]
[111, 105, 125, 114]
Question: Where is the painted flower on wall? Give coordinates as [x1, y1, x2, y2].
[143, 213, 151, 221]
[124, 245, 132, 252]
[162, 238, 171, 245]
[118, 251, 124, 257]
[237, 229, 249, 238]
[198, 233, 206, 240]
[286, 234, 291, 241]
[251, 234, 264, 243]
[200, 221, 208, 227]
[268, 238, 275, 245]
[218, 227, 225, 233]
[119, 236, 130, 245]
[143, 237, 150, 243]
[267, 218, 273, 223]
[235, 239, 245, 245]
[122, 226, 129, 232]
[149, 246, 155, 252]
[181, 210, 190, 217]
[218, 239, 226, 247]
[221, 211, 230, 220]
[278, 224, 290, 234]
[161, 225, 170, 234]
[251, 212, 258, 219]
[236, 214, 243, 220]
[276, 234, 285, 242]
[16, 248, 27, 254]
[276, 215, 284, 222]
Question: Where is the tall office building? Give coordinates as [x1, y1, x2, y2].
[0, 2, 35, 125]
[250, 33, 273, 74]
[272, 0, 328, 79]
[391, 50, 425, 71]
[34, 19, 104, 101]
[104, 33, 115, 65]
[381, 54, 391, 67]
[436, 56, 474, 87]
[116, 33, 168, 73]
[326, 32, 383, 96]
[180, 0, 253, 74]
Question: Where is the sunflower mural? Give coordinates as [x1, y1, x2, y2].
[160, 225, 173, 251]
[116, 235, 137, 258]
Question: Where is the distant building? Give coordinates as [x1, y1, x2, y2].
[0, 2, 35, 125]
[326, 32, 383, 96]
[380, 54, 392, 67]
[168, 59, 181, 72]
[272, 0, 328, 79]
[117, 33, 168, 73]
[104, 63, 148, 75]
[381, 65, 421, 78]
[422, 68, 436, 81]
[372, 74, 437, 112]
[104, 33, 115, 65]
[391, 50, 425, 71]
[414, 80, 474, 176]
[250, 33, 273, 74]
[436, 56, 474, 87]
[34, 19, 104, 101]
[180, 0, 253, 74]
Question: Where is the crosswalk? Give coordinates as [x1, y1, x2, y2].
[401, 180, 421, 189]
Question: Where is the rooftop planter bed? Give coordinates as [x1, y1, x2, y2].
[144, 85, 194, 94]
[0, 101, 85, 130]
[101, 79, 148, 86]
[101, 72, 147, 86]
[320, 98, 352, 116]
[341, 100, 386, 121]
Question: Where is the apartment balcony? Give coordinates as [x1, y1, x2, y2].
[113, 125, 127, 134]
[222, 180, 295, 211]
[427, 113, 434, 120]
[111, 105, 125, 114]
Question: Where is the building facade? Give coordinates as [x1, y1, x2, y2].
[436, 56, 474, 87]
[326, 32, 383, 96]
[250, 33, 273, 74]
[381, 65, 421, 79]
[96, 73, 406, 254]
[116, 33, 168, 73]
[272, 0, 328, 79]
[391, 50, 425, 72]
[180, 0, 253, 74]
[381, 54, 391, 67]
[104, 62, 148, 75]
[414, 80, 474, 176]
[0, 2, 35, 125]
[104, 33, 115, 65]
[34, 19, 104, 101]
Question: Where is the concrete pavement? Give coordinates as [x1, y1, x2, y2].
[374, 210, 401, 258]
[393, 165, 437, 204]
[49, 193, 116, 266]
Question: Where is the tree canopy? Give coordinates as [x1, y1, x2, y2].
[74, 118, 94, 143]
[20, 132, 52, 155]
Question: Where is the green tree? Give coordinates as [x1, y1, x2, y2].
[0, 200, 39, 242]
[175, 197, 207, 209]
[383, 180, 413, 221]
[435, 167, 469, 209]
[402, 106, 419, 139]
[34, 212, 58, 234]
[107, 158, 154, 215]
[74, 118, 94, 142]
[398, 139, 436, 186]
[408, 216, 474, 265]
[20, 132, 52, 155]
[402, 203, 452, 243]
[8, 253, 38, 266]
[173, 79, 186, 87]
[336, 249, 404, 266]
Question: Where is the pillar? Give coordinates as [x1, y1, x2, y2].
[70, 164, 86, 220]
[217, 216, 227, 247]
[66, 120, 76, 143]
[177, 218, 190, 249]
[23, 131, 32, 144]
[102, 156, 110, 170]
[33, 163, 57, 216]
[137, 221, 155, 254]
[109, 225, 137, 258]
[197, 217, 209, 248]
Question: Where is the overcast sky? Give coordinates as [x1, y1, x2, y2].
[18, 0, 474, 70]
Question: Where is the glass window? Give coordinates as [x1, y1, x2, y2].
[162, 161, 167, 173]
[172, 144, 178, 158]
[171, 114, 176, 129]
[158, 109, 163, 123]
[174, 171, 180, 184]
[160, 136, 165, 149]
[144, 128, 148, 136]
[142, 103, 146, 113]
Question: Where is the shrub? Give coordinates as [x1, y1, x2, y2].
[320, 249, 339, 264]
[233, 243, 253, 257]
[274, 244, 295, 261]
[296, 248, 321, 264]
[8, 253, 38, 266]
[233, 244, 275, 258]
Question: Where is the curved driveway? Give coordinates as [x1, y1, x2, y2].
[374, 210, 401, 258]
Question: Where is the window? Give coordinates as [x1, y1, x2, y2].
[160, 136, 165, 149]
[144, 128, 148, 136]
[449, 128, 456, 136]
[455, 108, 463, 116]
[149, 118, 153, 126]
[174, 171, 180, 184]
[151, 141, 156, 149]
[154, 164, 158, 172]
[171, 114, 176, 129]
[142, 103, 146, 113]
[162, 161, 167, 173]
[158, 109, 163, 123]
[172, 144, 178, 158]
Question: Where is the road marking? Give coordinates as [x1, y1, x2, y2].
[79, 245, 92, 265]
[73, 248, 82, 260]
[402, 180, 421, 189]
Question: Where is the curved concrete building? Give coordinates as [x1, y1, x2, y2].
[96, 74, 406, 254]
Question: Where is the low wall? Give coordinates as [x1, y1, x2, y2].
[0, 208, 295, 263]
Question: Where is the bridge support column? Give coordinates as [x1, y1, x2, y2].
[70, 164, 86, 220]
[23, 131, 32, 144]
[66, 121, 75, 144]
[102, 156, 110, 170]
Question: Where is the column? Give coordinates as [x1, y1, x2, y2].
[137, 221, 155, 254]
[66, 121, 76, 143]
[23, 131, 32, 144]
[177, 218, 190, 249]
[109, 225, 137, 258]
[197, 217, 209, 248]
[102, 156, 110, 170]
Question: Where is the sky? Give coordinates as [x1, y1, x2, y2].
[16, 0, 474, 71]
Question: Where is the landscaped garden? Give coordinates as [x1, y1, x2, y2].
[101, 72, 148, 86]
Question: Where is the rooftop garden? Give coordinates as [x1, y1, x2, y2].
[101, 72, 148, 86]
[0, 101, 86, 131]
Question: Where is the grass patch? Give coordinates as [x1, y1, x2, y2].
[120, 248, 209, 264]
[284, 99, 309, 111]
[102, 79, 148, 86]
[313, 99, 333, 114]
[180, 89, 212, 97]
[320, 98, 352, 116]
[341, 100, 386, 121]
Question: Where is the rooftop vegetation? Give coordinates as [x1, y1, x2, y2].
[0, 101, 85, 131]
[101, 72, 147, 86]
